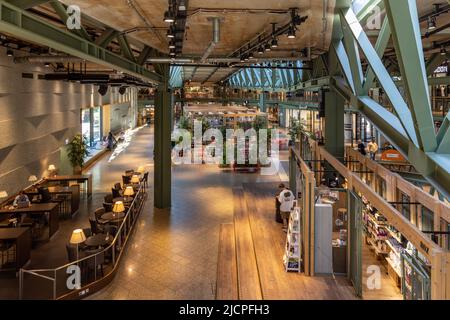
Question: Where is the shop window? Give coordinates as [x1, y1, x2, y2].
[92, 106, 102, 144]
[81, 108, 91, 146]
[421, 206, 434, 235]
[401, 193, 411, 221]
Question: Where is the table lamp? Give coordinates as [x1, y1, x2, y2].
[70, 229, 86, 262]
[131, 175, 140, 184]
[0, 191, 8, 199]
[112, 201, 125, 217]
[48, 164, 56, 176]
[28, 175, 38, 190]
[123, 186, 134, 202]
[137, 166, 145, 174]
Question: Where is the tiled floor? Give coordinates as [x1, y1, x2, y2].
[87, 125, 283, 299]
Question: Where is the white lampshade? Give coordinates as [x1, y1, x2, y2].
[112, 201, 125, 213]
[0, 191, 8, 198]
[123, 186, 134, 197]
[28, 175, 38, 182]
[137, 166, 145, 173]
[48, 164, 56, 171]
[131, 175, 140, 184]
[70, 229, 86, 244]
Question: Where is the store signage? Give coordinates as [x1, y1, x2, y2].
[434, 65, 448, 74]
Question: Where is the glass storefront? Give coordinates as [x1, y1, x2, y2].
[81, 108, 91, 145]
[81, 106, 103, 147]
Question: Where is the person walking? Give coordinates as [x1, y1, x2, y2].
[367, 138, 379, 160]
[357, 140, 367, 156]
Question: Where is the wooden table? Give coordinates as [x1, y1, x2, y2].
[0, 203, 59, 240]
[0, 227, 31, 271]
[113, 197, 133, 205]
[101, 211, 125, 224]
[46, 175, 92, 198]
[25, 185, 80, 216]
[84, 234, 113, 248]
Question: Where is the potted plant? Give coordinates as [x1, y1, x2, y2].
[68, 134, 90, 174]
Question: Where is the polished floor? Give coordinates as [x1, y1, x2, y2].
[87, 125, 284, 299]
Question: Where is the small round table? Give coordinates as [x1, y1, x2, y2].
[84, 233, 113, 248]
[113, 197, 133, 205]
[101, 211, 125, 224]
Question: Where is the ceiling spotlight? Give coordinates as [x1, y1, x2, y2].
[6, 49, 13, 57]
[248, 52, 254, 59]
[240, 56, 245, 62]
[440, 46, 447, 56]
[244, 55, 249, 61]
[287, 25, 296, 39]
[178, 0, 186, 11]
[169, 41, 176, 49]
[170, 50, 176, 56]
[427, 16, 436, 30]
[164, 1, 175, 24]
[44, 62, 50, 68]
[119, 86, 127, 95]
[258, 46, 264, 54]
[167, 27, 174, 38]
[98, 84, 108, 96]
[271, 37, 278, 48]
[265, 43, 271, 52]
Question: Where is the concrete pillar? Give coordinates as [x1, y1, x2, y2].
[154, 64, 172, 209]
[324, 90, 345, 160]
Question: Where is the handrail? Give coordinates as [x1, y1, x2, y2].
[19, 181, 147, 299]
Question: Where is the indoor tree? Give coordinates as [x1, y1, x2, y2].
[67, 133, 90, 174]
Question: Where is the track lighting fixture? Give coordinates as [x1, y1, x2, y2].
[258, 46, 264, 54]
[167, 27, 174, 38]
[6, 48, 13, 57]
[271, 37, 278, 48]
[427, 16, 436, 30]
[265, 43, 271, 52]
[44, 62, 50, 67]
[248, 52, 254, 59]
[440, 46, 447, 56]
[287, 25, 296, 39]
[169, 40, 176, 49]
[98, 84, 108, 96]
[163, 0, 175, 23]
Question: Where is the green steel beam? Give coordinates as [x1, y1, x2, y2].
[340, 14, 364, 95]
[339, 6, 419, 148]
[0, 1, 161, 84]
[363, 17, 391, 92]
[6, 0, 48, 9]
[116, 34, 135, 62]
[355, 0, 383, 21]
[49, 0, 90, 41]
[94, 28, 118, 48]
[436, 112, 450, 154]
[384, 0, 437, 152]
[137, 45, 153, 65]
[332, 39, 357, 95]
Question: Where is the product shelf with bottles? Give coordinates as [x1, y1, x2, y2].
[283, 206, 301, 272]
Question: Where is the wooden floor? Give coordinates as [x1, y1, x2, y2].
[217, 182, 358, 300]
[216, 223, 238, 300]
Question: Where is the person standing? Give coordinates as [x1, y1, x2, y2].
[357, 140, 367, 156]
[275, 184, 286, 223]
[367, 138, 379, 160]
[278, 188, 295, 232]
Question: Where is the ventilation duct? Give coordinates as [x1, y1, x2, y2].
[200, 17, 221, 63]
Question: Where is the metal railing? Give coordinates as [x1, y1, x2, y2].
[19, 182, 148, 300]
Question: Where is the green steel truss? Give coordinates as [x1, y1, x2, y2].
[331, 0, 450, 199]
[226, 61, 304, 92]
[0, 0, 161, 84]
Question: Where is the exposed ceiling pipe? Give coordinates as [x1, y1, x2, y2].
[14, 55, 83, 64]
[147, 58, 194, 63]
[201, 17, 221, 63]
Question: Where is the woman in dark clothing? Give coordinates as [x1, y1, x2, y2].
[357, 140, 367, 156]
[107, 132, 117, 150]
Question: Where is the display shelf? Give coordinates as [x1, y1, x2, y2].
[367, 237, 388, 255]
[386, 239, 401, 256]
[386, 257, 402, 277]
[386, 226, 402, 243]
[284, 207, 301, 272]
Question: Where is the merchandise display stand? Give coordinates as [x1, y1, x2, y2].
[283, 205, 301, 272]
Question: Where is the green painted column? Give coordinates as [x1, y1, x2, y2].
[289, 149, 297, 196]
[259, 92, 266, 112]
[154, 64, 172, 209]
[324, 90, 345, 159]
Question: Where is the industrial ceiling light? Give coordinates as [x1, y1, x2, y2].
[258, 46, 264, 54]
[6, 48, 13, 57]
[244, 55, 249, 61]
[265, 43, 271, 52]
[167, 27, 174, 38]
[271, 37, 278, 48]
[287, 25, 296, 39]
[164, 1, 175, 23]
[440, 45, 447, 56]
[44, 62, 50, 67]
[427, 16, 436, 30]
[98, 84, 108, 96]
[119, 86, 127, 95]
[169, 40, 176, 49]
[178, 0, 186, 11]
[240, 55, 245, 62]
[248, 52, 254, 59]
